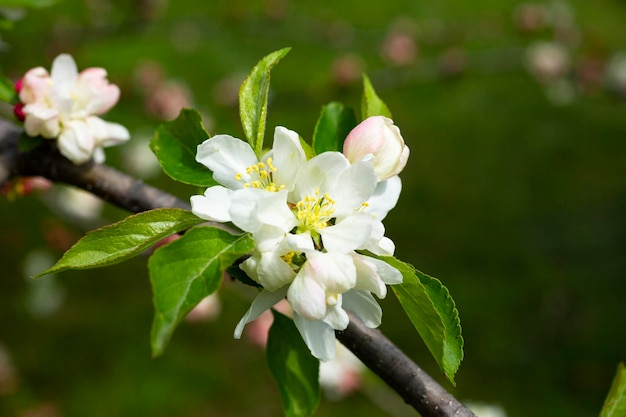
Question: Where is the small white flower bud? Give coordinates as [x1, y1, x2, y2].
[343, 116, 409, 181]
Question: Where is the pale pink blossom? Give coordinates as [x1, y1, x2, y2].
[319, 342, 365, 399]
[343, 116, 409, 181]
[16, 54, 129, 164]
[525, 41, 571, 83]
[381, 32, 418, 66]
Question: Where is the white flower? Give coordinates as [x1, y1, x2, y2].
[191, 126, 306, 250]
[17, 54, 130, 164]
[191, 124, 405, 361]
[343, 116, 409, 181]
[234, 148, 402, 360]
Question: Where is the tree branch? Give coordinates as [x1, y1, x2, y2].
[337, 314, 474, 417]
[0, 117, 475, 417]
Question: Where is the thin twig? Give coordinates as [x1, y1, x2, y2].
[0, 117, 476, 417]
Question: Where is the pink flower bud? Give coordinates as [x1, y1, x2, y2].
[13, 103, 25, 121]
[14, 78, 23, 93]
[343, 116, 409, 181]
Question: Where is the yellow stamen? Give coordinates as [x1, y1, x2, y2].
[282, 251, 295, 264]
[294, 191, 336, 231]
[233, 159, 282, 191]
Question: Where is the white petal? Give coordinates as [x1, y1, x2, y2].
[320, 212, 374, 253]
[253, 225, 289, 253]
[270, 126, 306, 191]
[352, 254, 387, 298]
[365, 236, 396, 256]
[22, 104, 59, 138]
[240, 253, 260, 283]
[57, 120, 96, 164]
[360, 255, 402, 285]
[278, 231, 315, 253]
[342, 290, 382, 328]
[230, 188, 295, 234]
[322, 301, 349, 330]
[51, 54, 77, 84]
[104, 122, 131, 145]
[84, 117, 129, 147]
[256, 190, 298, 231]
[50, 54, 78, 114]
[330, 159, 378, 218]
[294, 152, 348, 200]
[234, 287, 288, 339]
[304, 251, 356, 293]
[365, 176, 402, 220]
[254, 229, 311, 258]
[190, 186, 233, 222]
[288, 272, 327, 320]
[196, 135, 258, 189]
[257, 250, 297, 291]
[364, 220, 386, 249]
[228, 187, 272, 232]
[294, 313, 336, 361]
[396, 146, 410, 178]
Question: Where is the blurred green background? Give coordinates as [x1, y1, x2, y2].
[1, 0, 625, 416]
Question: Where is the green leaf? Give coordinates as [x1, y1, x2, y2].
[600, 363, 626, 417]
[150, 108, 216, 187]
[149, 227, 254, 356]
[312, 102, 357, 154]
[299, 137, 316, 160]
[0, 74, 17, 105]
[361, 74, 392, 120]
[383, 256, 463, 384]
[239, 47, 291, 158]
[35, 209, 204, 278]
[267, 311, 320, 417]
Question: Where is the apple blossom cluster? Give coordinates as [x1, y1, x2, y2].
[190, 115, 409, 361]
[14, 54, 129, 164]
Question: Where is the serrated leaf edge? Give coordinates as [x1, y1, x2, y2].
[383, 256, 463, 384]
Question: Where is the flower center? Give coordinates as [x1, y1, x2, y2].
[294, 188, 336, 232]
[235, 157, 284, 192]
